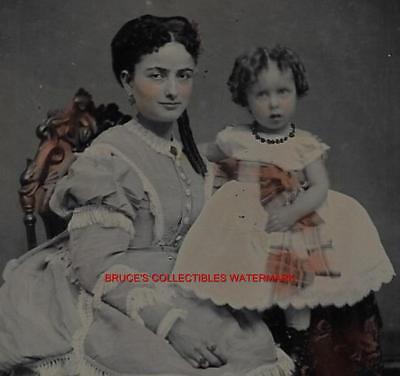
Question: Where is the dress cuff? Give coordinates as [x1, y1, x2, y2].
[68, 205, 135, 238]
[126, 285, 176, 326]
[156, 308, 188, 339]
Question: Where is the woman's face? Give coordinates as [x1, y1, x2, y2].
[127, 42, 195, 123]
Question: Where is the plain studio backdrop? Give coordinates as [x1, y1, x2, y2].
[0, 0, 399, 363]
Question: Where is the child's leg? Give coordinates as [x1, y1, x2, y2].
[283, 307, 312, 374]
[284, 306, 311, 330]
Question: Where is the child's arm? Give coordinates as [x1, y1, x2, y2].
[266, 158, 329, 232]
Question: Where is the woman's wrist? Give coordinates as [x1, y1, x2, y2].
[157, 308, 188, 339]
[137, 303, 173, 332]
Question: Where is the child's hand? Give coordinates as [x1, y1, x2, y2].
[265, 206, 298, 232]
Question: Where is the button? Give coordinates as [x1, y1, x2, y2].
[176, 235, 182, 241]
[185, 188, 191, 196]
[167, 255, 175, 261]
[183, 217, 190, 225]
[185, 202, 192, 211]
[180, 172, 186, 180]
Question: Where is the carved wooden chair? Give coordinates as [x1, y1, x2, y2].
[19, 88, 131, 249]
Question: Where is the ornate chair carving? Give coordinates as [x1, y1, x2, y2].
[19, 88, 131, 249]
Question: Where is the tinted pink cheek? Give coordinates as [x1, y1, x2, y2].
[281, 97, 294, 108]
[179, 84, 193, 99]
[255, 102, 268, 113]
[138, 83, 160, 97]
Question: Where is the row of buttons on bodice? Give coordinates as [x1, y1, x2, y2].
[127, 119, 194, 250]
[170, 156, 193, 247]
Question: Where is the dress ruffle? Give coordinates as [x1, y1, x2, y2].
[174, 183, 394, 310]
[274, 190, 395, 309]
[28, 348, 293, 376]
[68, 205, 135, 237]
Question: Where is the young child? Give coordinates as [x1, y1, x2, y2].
[173, 45, 394, 351]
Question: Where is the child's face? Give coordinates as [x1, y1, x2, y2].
[246, 62, 297, 133]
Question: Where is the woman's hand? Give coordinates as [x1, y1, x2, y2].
[265, 206, 298, 232]
[167, 319, 227, 369]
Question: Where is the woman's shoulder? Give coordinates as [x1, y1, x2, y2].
[91, 120, 139, 150]
[82, 119, 158, 165]
[49, 121, 146, 218]
[71, 124, 134, 173]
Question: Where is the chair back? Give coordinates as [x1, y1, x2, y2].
[19, 88, 131, 249]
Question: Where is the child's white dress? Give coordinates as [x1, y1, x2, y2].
[173, 126, 395, 310]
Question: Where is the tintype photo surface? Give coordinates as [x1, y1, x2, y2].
[0, 1, 399, 375]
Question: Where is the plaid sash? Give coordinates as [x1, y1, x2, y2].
[217, 158, 340, 299]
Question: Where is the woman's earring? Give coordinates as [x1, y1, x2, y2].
[128, 94, 135, 106]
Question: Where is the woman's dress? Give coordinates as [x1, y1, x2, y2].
[0, 120, 293, 376]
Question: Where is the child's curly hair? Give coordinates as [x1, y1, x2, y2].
[227, 45, 309, 107]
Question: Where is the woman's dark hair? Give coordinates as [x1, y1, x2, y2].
[111, 15, 201, 85]
[111, 15, 206, 176]
[227, 45, 309, 107]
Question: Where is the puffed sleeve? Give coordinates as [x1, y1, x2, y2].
[215, 125, 236, 157]
[49, 146, 179, 336]
[50, 146, 144, 221]
[295, 130, 330, 167]
[49, 145, 144, 291]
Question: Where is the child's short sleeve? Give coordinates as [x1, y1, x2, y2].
[216, 126, 236, 157]
[296, 130, 330, 167]
[216, 125, 247, 158]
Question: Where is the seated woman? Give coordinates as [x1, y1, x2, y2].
[0, 15, 293, 376]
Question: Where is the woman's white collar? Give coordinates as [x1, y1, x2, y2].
[127, 118, 183, 158]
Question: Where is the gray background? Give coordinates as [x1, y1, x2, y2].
[1, 0, 399, 361]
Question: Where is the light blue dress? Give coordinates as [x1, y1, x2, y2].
[0, 119, 293, 376]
